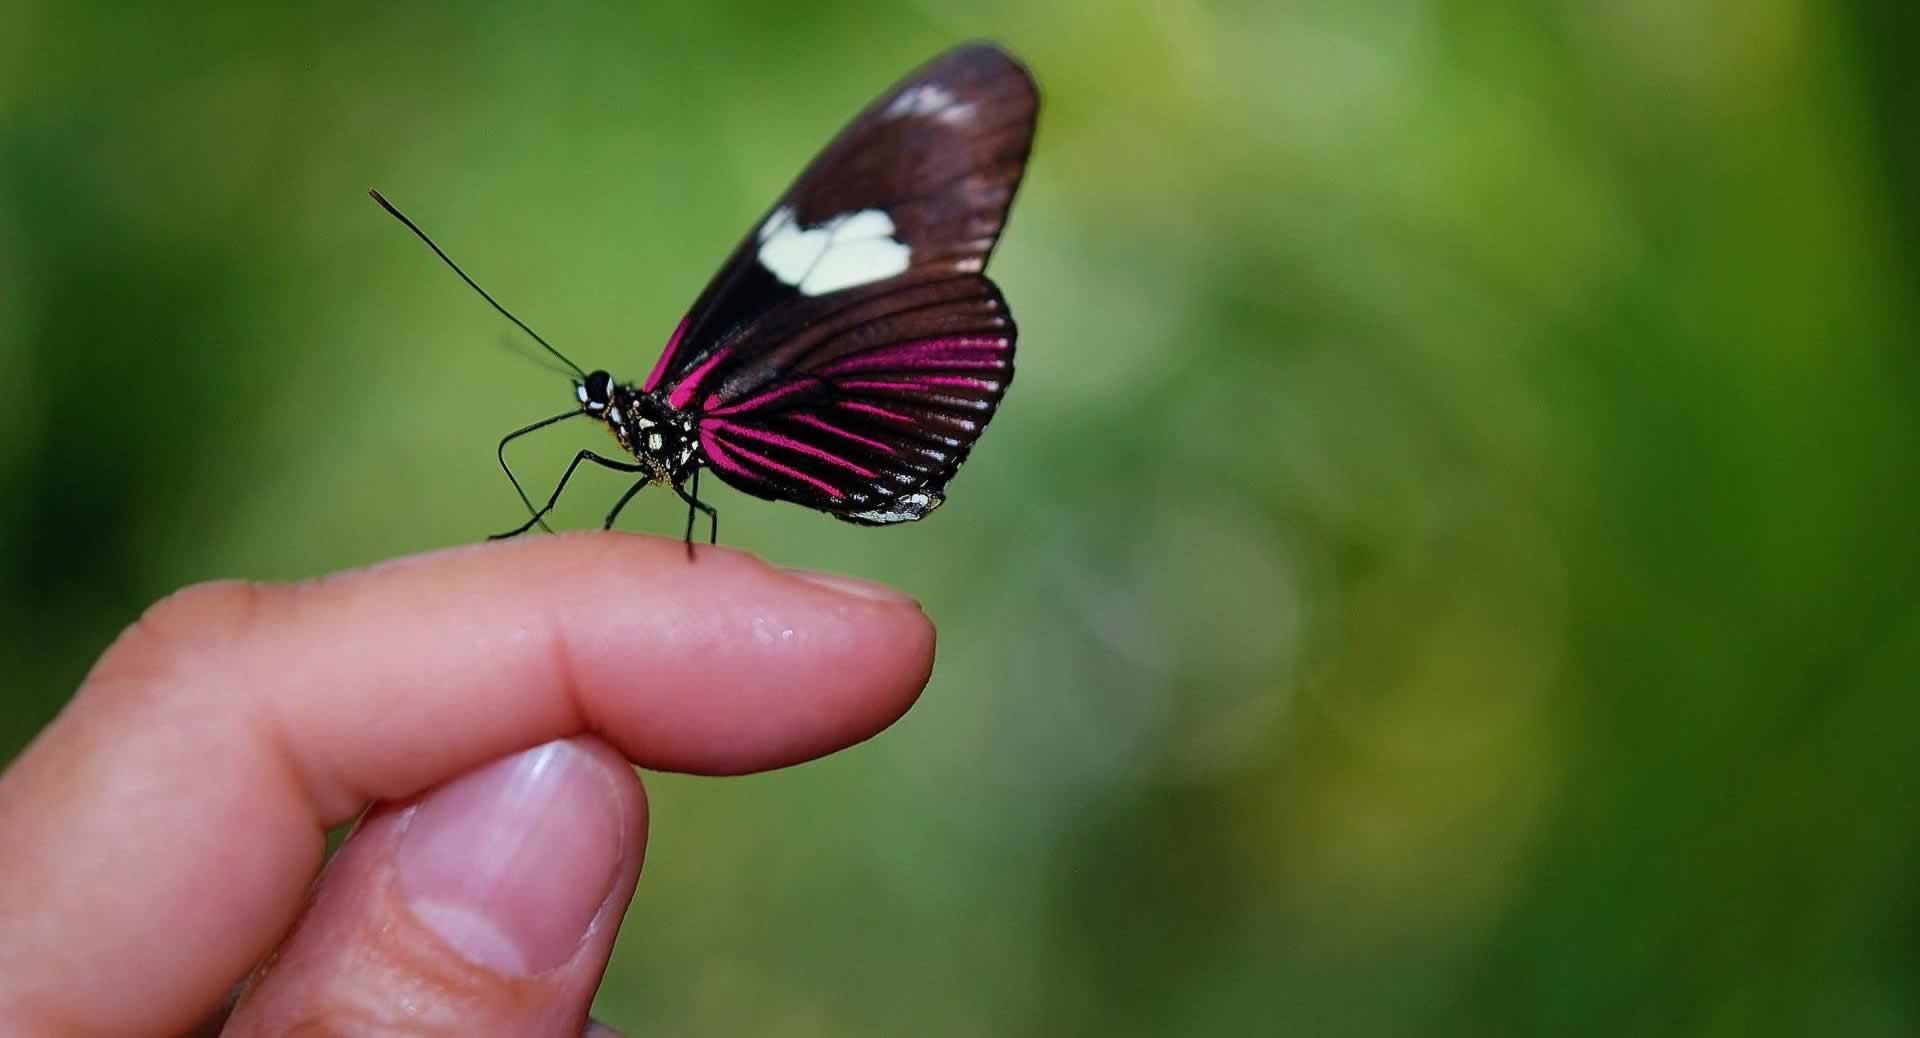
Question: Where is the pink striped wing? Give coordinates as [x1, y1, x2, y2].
[687, 274, 1014, 523]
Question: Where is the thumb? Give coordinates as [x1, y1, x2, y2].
[224, 738, 646, 1037]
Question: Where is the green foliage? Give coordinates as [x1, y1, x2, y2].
[4, 2, 1916, 1033]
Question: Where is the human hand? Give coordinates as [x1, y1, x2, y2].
[0, 535, 934, 1036]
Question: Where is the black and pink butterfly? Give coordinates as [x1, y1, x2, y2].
[373, 43, 1037, 549]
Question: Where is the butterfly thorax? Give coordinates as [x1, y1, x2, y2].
[576, 370, 697, 484]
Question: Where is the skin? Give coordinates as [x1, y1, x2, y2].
[0, 534, 936, 1037]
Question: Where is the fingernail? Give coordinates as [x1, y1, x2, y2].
[785, 568, 919, 605]
[396, 740, 623, 975]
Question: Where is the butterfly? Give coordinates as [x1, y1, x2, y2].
[373, 43, 1037, 551]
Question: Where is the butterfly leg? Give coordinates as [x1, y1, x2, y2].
[672, 469, 719, 556]
[495, 410, 584, 534]
[602, 477, 651, 531]
[489, 450, 645, 540]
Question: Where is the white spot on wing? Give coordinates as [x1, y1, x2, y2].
[758, 209, 829, 286]
[804, 236, 909, 294]
[757, 208, 910, 296]
[757, 206, 793, 243]
[884, 84, 974, 124]
[832, 209, 894, 241]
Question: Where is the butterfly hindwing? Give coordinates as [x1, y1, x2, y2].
[693, 273, 1014, 522]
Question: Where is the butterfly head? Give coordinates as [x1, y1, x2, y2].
[575, 370, 617, 415]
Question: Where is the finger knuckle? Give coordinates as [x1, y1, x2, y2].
[91, 578, 280, 687]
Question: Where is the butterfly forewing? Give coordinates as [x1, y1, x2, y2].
[643, 43, 1036, 524]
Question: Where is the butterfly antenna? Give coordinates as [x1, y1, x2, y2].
[369, 189, 587, 379]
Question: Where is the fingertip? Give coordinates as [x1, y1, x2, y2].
[545, 535, 939, 775]
[782, 566, 924, 606]
[89, 578, 272, 688]
[270, 531, 941, 787]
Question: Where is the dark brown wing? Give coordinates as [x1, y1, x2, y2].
[640, 43, 1037, 397]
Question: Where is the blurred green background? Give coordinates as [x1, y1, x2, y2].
[5, 2, 1918, 1033]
